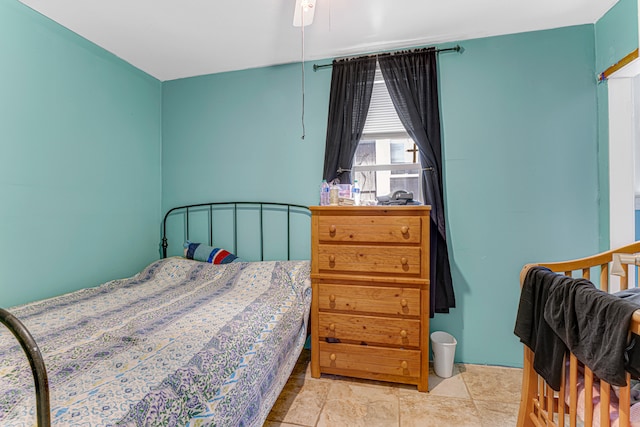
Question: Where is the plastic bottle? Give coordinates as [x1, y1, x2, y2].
[352, 179, 361, 206]
[320, 179, 330, 206]
[329, 181, 340, 206]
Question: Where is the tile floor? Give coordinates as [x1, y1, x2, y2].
[265, 349, 523, 427]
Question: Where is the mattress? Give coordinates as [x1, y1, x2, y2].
[0, 257, 311, 426]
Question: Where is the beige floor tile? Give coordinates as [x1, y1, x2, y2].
[317, 381, 400, 427]
[263, 421, 307, 427]
[474, 400, 520, 427]
[268, 351, 524, 426]
[423, 364, 470, 399]
[460, 364, 522, 404]
[266, 375, 331, 426]
[319, 373, 413, 392]
[399, 393, 482, 427]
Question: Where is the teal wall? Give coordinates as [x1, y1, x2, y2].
[433, 26, 598, 366]
[162, 25, 599, 366]
[595, 0, 638, 74]
[162, 64, 329, 211]
[0, 1, 162, 308]
[595, 0, 639, 250]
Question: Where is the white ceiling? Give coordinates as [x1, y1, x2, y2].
[19, 0, 618, 82]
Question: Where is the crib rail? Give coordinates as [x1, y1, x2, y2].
[518, 241, 640, 427]
[0, 308, 50, 427]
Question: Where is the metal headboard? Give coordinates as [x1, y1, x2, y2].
[161, 202, 310, 260]
[0, 308, 50, 427]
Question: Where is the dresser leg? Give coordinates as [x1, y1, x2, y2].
[310, 340, 320, 378]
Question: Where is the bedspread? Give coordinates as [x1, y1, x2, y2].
[0, 257, 311, 426]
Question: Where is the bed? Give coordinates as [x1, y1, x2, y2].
[0, 202, 311, 427]
[515, 241, 640, 427]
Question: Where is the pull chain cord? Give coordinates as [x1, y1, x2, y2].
[300, 5, 306, 140]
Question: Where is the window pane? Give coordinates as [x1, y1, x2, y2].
[354, 170, 377, 204]
[353, 137, 423, 203]
[354, 67, 422, 204]
[390, 141, 405, 163]
[354, 140, 376, 166]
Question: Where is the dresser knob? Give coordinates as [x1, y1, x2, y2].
[329, 323, 336, 331]
[400, 298, 408, 307]
[329, 225, 337, 233]
[400, 330, 408, 338]
[401, 361, 408, 369]
[401, 226, 409, 234]
[329, 255, 336, 262]
[401, 257, 408, 265]
[330, 353, 336, 361]
[329, 294, 336, 302]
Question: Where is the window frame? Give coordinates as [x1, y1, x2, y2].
[352, 134, 423, 203]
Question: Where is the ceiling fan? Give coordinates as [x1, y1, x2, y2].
[293, 0, 317, 27]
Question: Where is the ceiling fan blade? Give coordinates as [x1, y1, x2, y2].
[293, 0, 316, 27]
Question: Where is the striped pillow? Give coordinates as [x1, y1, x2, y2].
[183, 241, 243, 264]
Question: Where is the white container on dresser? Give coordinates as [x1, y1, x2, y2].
[309, 205, 431, 392]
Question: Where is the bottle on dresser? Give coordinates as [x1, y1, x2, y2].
[320, 179, 330, 206]
[329, 181, 340, 206]
[351, 179, 361, 206]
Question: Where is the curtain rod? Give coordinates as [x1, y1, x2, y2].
[312, 45, 463, 72]
[597, 48, 639, 82]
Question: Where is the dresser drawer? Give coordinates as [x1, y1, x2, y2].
[318, 342, 421, 379]
[317, 215, 422, 244]
[310, 206, 430, 391]
[319, 312, 420, 347]
[317, 245, 421, 275]
[318, 283, 420, 317]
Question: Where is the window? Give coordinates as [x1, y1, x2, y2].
[352, 65, 422, 204]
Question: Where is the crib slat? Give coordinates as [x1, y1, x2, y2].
[547, 383, 555, 424]
[559, 361, 566, 427]
[569, 354, 578, 427]
[621, 264, 629, 290]
[581, 268, 590, 280]
[537, 376, 544, 425]
[600, 381, 611, 427]
[600, 263, 609, 291]
[518, 347, 540, 427]
[619, 372, 631, 426]
[584, 367, 593, 427]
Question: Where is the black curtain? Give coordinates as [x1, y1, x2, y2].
[378, 48, 455, 316]
[322, 57, 377, 184]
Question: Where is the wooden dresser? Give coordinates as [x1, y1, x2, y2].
[309, 205, 430, 392]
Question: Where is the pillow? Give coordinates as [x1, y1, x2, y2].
[183, 241, 244, 264]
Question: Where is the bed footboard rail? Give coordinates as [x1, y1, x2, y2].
[518, 241, 640, 427]
[0, 307, 50, 427]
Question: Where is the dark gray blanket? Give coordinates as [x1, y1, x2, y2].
[515, 266, 640, 390]
[544, 273, 640, 387]
[514, 266, 570, 390]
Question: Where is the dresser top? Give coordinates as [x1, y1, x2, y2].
[310, 205, 431, 213]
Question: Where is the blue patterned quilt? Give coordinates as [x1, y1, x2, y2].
[0, 257, 311, 426]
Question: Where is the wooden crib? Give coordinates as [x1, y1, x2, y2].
[517, 241, 640, 427]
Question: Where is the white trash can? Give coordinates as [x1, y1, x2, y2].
[430, 331, 457, 378]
